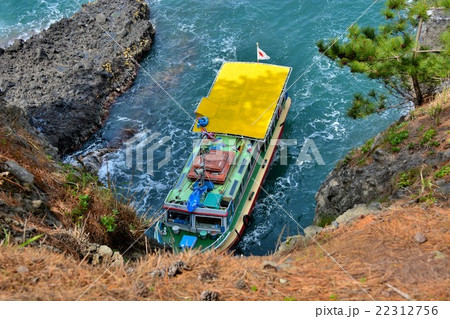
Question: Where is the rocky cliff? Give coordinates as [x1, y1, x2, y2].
[314, 90, 450, 226]
[0, 0, 162, 261]
[0, 0, 155, 155]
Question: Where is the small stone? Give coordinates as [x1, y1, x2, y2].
[32, 200, 43, 209]
[5, 160, 34, 184]
[234, 279, 246, 289]
[167, 260, 189, 277]
[304, 225, 323, 238]
[369, 202, 382, 210]
[331, 220, 339, 228]
[149, 269, 164, 278]
[279, 278, 288, 285]
[95, 13, 107, 24]
[98, 245, 113, 259]
[262, 260, 278, 270]
[414, 232, 427, 244]
[200, 290, 219, 301]
[111, 252, 124, 268]
[16, 266, 29, 274]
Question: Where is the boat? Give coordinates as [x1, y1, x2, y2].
[154, 61, 292, 252]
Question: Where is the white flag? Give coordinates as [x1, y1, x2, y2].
[257, 47, 270, 60]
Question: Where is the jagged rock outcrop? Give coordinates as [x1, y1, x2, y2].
[0, 0, 155, 155]
[314, 97, 450, 225]
[420, 8, 450, 51]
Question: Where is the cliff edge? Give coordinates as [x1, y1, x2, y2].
[314, 90, 449, 226]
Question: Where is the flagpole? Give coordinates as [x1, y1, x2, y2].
[256, 42, 259, 63]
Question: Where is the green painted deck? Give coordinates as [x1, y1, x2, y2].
[165, 135, 254, 210]
[159, 225, 216, 252]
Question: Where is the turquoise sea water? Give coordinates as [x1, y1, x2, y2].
[1, 0, 405, 255]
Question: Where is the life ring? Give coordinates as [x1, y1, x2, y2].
[243, 215, 250, 227]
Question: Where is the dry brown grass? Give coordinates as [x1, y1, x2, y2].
[0, 204, 448, 301]
[0, 108, 151, 257]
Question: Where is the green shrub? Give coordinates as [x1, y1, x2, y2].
[397, 170, 416, 188]
[284, 296, 297, 301]
[100, 209, 119, 232]
[386, 130, 409, 146]
[435, 165, 450, 179]
[72, 194, 90, 223]
[421, 129, 437, 146]
[317, 216, 335, 228]
[361, 138, 374, 154]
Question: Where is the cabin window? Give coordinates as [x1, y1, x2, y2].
[195, 216, 221, 229]
[167, 211, 190, 225]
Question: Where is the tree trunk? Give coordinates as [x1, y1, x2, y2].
[412, 74, 424, 106]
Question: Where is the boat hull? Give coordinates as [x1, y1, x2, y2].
[154, 97, 292, 252]
[213, 97, 292, 252]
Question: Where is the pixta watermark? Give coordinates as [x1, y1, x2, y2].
[125, 131, 325, 175]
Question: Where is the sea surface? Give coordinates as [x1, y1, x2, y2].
[0, 0, 405, 255]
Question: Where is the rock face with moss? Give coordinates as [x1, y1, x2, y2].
[0, 0, 155, 155]
[314, 92, 450, 226]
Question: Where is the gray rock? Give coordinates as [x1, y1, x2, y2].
[335, 204, 373, 224]
[421, 8, 450, 50]
[234, 279, 247, 289]
[313, 122, 439, 225]
[111, 251, 124, 267]
[149, 269, 164, 278]
[304, 225, 323, 238]
[167, 260, 189, 277]
[5, 160, 34, 184]
[262, 260, 278, 270]
[435, 179, 446, 186]
[278, 235, 305, 253]
[279, 278, 288, 285]
[369, 201, 382, 210]
[414, 232, 427, 244]
[200, 290, 219, 301]
[331, 220, 339, 228]
[98, 245, 113, 259]
[32, 200, 43, 209]
[16, 266, 29, 274]
[435, 182, 450, 195]
[95, 13, 107, 24]
[0, 0, 155, 155]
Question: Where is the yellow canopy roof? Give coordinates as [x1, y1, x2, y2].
[192, 62, 291, 140]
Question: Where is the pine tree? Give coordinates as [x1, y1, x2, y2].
[317, 0, 450, 118]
